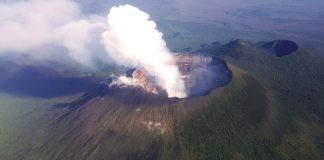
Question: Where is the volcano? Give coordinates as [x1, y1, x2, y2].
[34, 60, 272, 160]
[26, 54, 236, 159]
[3, 40, 324, 160]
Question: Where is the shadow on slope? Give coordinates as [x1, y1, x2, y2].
[0, 66, 100, 98]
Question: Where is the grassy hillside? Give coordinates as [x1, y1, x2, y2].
[205, 40, 324, 159]
[0, 93, 78, 160]
[216, 40, 324, 120]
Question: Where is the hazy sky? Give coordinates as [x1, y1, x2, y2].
[0, 0, 323, 68]
[74, 0, 324, 45]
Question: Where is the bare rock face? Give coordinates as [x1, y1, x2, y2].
[125, 68, 168, 97]
[126, 54, 232, 97]
[128, 69, 158, 94]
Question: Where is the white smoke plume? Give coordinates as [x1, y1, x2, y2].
[0, 0, 106, 66]
[109, 74, 139, 89]
[101, 5, 187, 98]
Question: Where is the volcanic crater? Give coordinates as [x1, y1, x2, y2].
[121, 54, 232, 98]
[56, 54, 233, 112]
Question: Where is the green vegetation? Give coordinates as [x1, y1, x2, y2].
[218, 42, 324, 120]
[158, 66, 281, 159]
[157, 55, 323, 159]
[0, 93, 79, 160]
[210, 41, 324, 159]
[0, 94, 44, 159]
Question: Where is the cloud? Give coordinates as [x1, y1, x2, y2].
[0, 0, 106, 66]
[101, 5, 187, 98]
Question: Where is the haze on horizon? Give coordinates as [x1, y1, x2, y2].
[0, 0, 323, 70]
[77, 0, 324, 49]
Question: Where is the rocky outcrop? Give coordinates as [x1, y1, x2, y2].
[126, 68, 167, 96]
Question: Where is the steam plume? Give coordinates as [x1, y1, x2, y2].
[0, 0, 105, 67]
[101, 5, 187, 98]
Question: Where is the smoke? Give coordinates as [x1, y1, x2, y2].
[101, 5, 187, 98]
[0, 1, 187, 98]
[109, 75, 139, 89]
[0, 0, 106, 66]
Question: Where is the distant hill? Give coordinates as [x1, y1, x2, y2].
[259, 40, 298, 57]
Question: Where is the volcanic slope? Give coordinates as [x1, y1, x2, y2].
[16, 63, 287, 160]
[197, 39, 324, 159]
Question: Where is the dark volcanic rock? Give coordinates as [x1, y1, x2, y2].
[261, 40, 298, 57]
